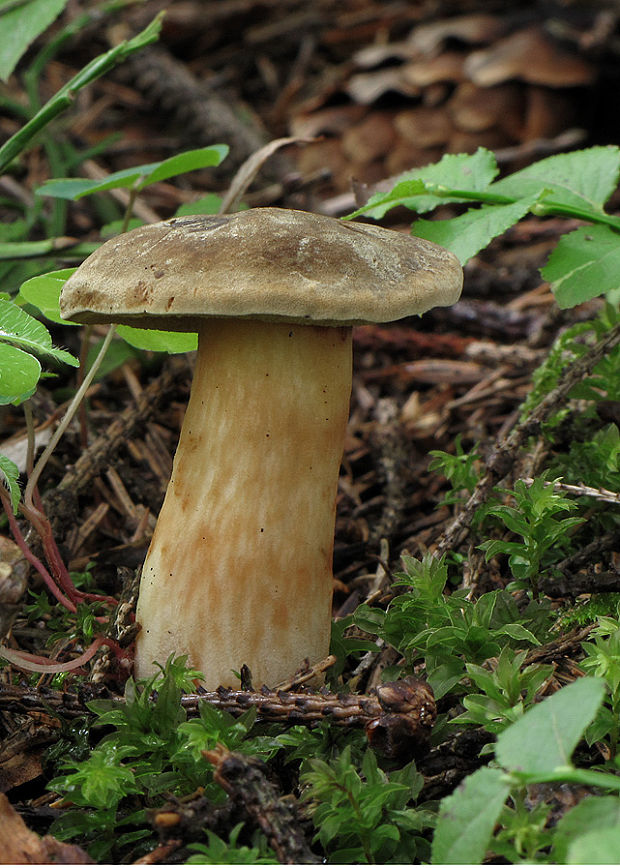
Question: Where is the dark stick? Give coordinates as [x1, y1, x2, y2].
[204, 745, 320, 864]
[0, 676, 436, 759]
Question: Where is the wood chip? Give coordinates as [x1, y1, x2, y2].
[0, 793, 93, 864]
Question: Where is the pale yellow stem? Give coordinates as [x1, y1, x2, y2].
[134, 318, 352, 687]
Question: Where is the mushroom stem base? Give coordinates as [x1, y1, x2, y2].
[134, 319, 353, 687]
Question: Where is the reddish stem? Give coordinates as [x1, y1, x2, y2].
[0, 488, 77, 613]
[0, 635, 124, 673]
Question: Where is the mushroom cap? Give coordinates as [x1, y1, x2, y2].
[60, 208, 463, 328]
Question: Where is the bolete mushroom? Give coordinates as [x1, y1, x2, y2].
[60, 208, 462, 687]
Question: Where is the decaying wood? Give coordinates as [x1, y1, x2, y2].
[0, 792, 93, 864]
[0, 676, 436, 759]
[90, 566, 142, 683]
[524, 626, 594, 667]
[205, 745, 320, 864]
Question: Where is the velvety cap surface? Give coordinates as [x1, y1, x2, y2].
[60, 208, 463, 328]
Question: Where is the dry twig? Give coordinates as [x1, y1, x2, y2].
[205, 745, 319, 864]
[435, 321, 620, 556]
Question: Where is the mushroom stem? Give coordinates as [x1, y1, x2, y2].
[134, 318, 353, 687]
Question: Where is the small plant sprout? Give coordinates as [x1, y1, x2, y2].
[60, 207, 462, 687]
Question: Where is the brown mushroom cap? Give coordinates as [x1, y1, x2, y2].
[60, 207, 463, 329]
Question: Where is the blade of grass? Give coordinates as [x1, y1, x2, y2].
[0, 12, 164, 173]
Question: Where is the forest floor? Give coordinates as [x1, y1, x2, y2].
[1, 0, 620, 863]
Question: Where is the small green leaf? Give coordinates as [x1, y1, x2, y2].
[497, 623, 540, 645]
[0, 296, 52, 349]
[116, 325, 197, 353]
[0, 0, 68, 81]
[175, 193, 225, 216]
[432, 767, 510, 864]
[38, 145, 229, 200]
[542, 224, 620, 309]
[495, 677, 606, 776]
[0, 453, 21, 512]
[19, 268, 78, 325]
[0, 342, 40, 404]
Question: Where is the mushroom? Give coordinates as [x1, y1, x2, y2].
[60, 208, 462, 687]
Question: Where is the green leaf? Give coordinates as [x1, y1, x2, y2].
[18, 268, 78, 325]
[0, 341, 40, 404]
[346, 148, 499, 220]
[175, 193, 225, 216]
[144, 146, 228, 186]
[0, 453, 20, 512]
[552, 796, 620, 862]
[37, 145, 229, 200]
[0, 298, 78, 367]
[567, 826, 620, 864]
[541, 224, 620, 309]
[497, 623, 540, 645]
[0, 13, 163, 175]
[432, 767, 510, 864]
[116, 324, 197, 353]
[0, 0, 69, 81]
[492, 146, 620, 213]
[413, 194, 538, 265]
[495, 677, 606, 776]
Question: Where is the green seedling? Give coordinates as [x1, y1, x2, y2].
[47, 656, 276, 861]
[353, 554, 550, 700]
[301, 745, 431, 864]
[479, 473, 584, 594]
[451, 646, 553, 736]
[429, 434, 481, 508]
[186, 823, 277, 864]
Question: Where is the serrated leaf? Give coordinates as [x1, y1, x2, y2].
[492, 146, 620, 212]
[0, 0, 68, 81]
[0, 296, 52, 349]
[0, 298, 78, 367]
[37, 145, 229, 200]
[412, 194, 539, 265]
[495, 677, 606, 776]
[19, 268, 78, 325]
[0, 342, 40, 404]
[432, 766, 510, 864]
[347, 148, 499, 220]
[0, 453, 20, 512]
[542, 224, 620, 308]
[116, 325, 197, 353]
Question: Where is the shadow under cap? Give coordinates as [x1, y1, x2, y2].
[60, 207, 463, 330]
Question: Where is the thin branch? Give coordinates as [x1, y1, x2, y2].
[24, 325, 116, 511]
[435, 320, 620, 557]
[521, 476, 620, 505]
